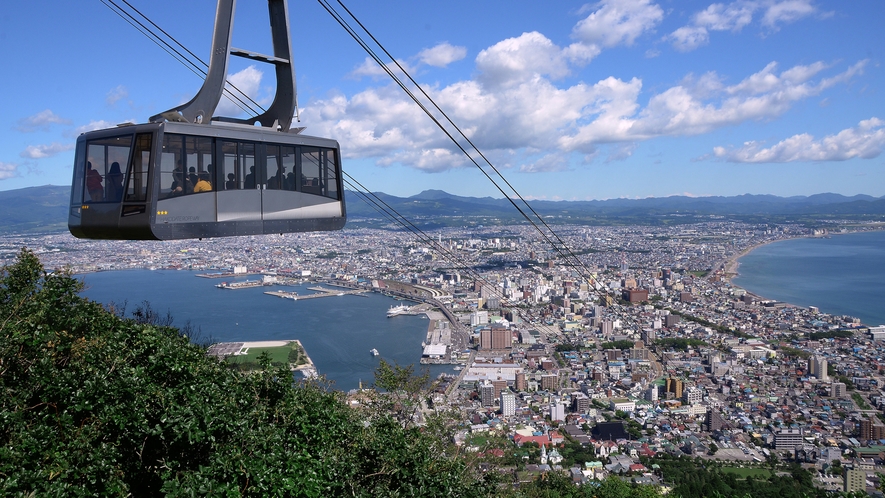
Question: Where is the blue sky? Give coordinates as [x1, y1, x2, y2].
[2, 0, 884, 200]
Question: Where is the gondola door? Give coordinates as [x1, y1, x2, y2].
[216, 140, 263, 234]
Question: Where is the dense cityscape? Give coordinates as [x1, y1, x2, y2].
[8, 219, 885, 495]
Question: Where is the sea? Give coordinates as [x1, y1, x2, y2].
[78, 271, 451, 392]
[732, 230, 885, 327]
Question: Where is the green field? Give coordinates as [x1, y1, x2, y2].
[225, 341, 306, 370]
[721, 467, 772, 479]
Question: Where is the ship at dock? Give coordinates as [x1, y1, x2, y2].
[216, 280, 262, 290]
[387, 304, 410, 317]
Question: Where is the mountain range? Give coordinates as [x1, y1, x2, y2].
[2, 185, 883, 234]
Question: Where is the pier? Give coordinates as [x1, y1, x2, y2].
[265, 287, 369, 301]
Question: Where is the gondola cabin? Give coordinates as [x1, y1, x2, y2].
[68, 121, 345, 240]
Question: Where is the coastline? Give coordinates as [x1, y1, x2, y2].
[716, 230, 885, 325]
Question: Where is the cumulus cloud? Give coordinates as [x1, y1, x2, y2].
[305, 54, 864, 172]
[0, 162, 18, 180]
[475, 32, 572, 87]
[573, 0, 664, 48]
[418, 43, 467, 68]
[217, 66, 265, 116]
[106, 85, 128, 106]
[20, 142, 75, 159]
[16, 109, 70, 132]
[668, 0, 819, 51]
[713, 118, 885, 162]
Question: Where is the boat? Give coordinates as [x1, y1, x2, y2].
[387, 304, 410, 317]
[370, 348, 379, 356]
[453, 366, 463, 371]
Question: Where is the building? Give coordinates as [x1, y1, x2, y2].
[572, 393, 591, 413]
[500, 391, 516, 417]
[832, 381, 847, 398]
[515, 372, 526, 392]
[665, 378, 684, 399]
[480, 325, 512, 350]
[844, 469, 866, 493]
[704, 409, 727, 432]
[623, 288, 649, 303]
[859, 416, 885, 441]
[809, 355, 828, 381]
[610, 398, 636, 413]
[541, 374, 558, 391]
[682, 387, 703, 405]
[550, 401, 565, 422]
[480, 382, 495, 407]
[774, 428, 803, 451]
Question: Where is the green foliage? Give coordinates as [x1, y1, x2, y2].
[601, 340, 635, 350]
[654, 338, 707, 351]
[0, 249, 497, 497]
[651, 454, 827, 498]
[808, 330, 854, 340]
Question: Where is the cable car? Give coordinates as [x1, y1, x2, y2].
[68, 0, 345, 240]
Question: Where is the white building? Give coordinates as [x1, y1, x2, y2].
[500, 391, 516, 417]
[610, 398, 636, 413]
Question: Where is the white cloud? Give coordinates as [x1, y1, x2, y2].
[350, 57, 417, 80]
[217, 66, 265, 116]
[74, 120, 119, 135]
[519, 154, 570, 173]
[572, 0, 664, 48]
[713, 118, 885, 162]
[475, 32, 572, 87]
[668, 0, 819, 51]
[305, 57, 864, 171]
[418, 43, 467, 68]
[106, 85, 128, 106]
[761, 0, 816, 27]
[0, 162, 18, 180]
[16, 109, 70, 132]
[20, 142, 75, 159]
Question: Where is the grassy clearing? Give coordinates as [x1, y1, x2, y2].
[225, 342, 306, 370]
[721, 467, 772, 479]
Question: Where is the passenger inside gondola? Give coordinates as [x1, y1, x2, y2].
[86, 161, 103, 201]
[105, 162, 124, 202]
[194, 171, 212, 192]
[225, 173, 236, 190]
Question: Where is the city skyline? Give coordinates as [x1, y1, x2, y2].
[2, 0, 884, 200]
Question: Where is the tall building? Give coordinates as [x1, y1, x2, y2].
[860, 416, 885, 441]
[541, 374, 558, 391]
[515, 372, 526, 392]
[666, 378, 684, 399]
[809, 355, 828, 381]
[550, 401, 565, 422]
[774, 428, 803, 450]
[705, 409, 727, 432]
[500, 391, 516, 417]
[844, 469, 866, 493]
[480, 382, 495, 407]
[832, 381, 847, 398]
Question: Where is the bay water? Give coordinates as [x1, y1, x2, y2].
[78, 270, 450, 391]
[732, 230, 885, 326]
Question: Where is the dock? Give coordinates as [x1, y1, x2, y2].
[266, 287, 369, 301]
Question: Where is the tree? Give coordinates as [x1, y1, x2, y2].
[370, 358, 437, 430]
[708, 442, 719, 455]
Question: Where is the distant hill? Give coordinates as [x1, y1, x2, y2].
[0, 185, 70, 234]
[0, 185, 883, 234]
